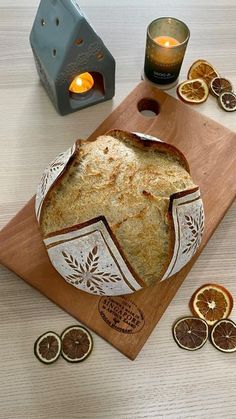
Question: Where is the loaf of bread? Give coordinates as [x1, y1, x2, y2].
[39, 130, 196, 286]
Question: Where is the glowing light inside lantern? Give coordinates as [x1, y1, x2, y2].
[69, 72, 94, 94]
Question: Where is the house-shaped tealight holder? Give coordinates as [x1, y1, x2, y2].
[30, 0, 115, 115]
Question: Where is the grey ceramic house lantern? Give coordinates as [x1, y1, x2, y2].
[30, 0, 115, 115]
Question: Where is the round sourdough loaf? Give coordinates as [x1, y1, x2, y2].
[40, 130, 196, 286]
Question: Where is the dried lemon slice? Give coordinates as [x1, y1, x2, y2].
[34, 331, 61, 364]
[177, 78, 209, 104]
[173, 317, 208, 351]
[210, 77, 233, 97]
[61, 326, 93, 363]
[188, 59, 219, 86]
[189, 284, 233, 326]
[218, 91, 236, 112]
[211, 319, 236, 353]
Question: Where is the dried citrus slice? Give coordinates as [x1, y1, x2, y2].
[189, 284, 233, 326]
[211, 319, 236, 353]
[218, 91, 236, 112]
[188, 59, 219, 86]
[210, 77, 233, 97]
[61, 326, 93, 363]
[177, 79, 209, 104]
[34, 331, 61, 364]
[173, 317, 208, 351]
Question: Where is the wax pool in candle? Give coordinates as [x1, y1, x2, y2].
[69, 72, 94, 94]
[154, 36, 180, 47]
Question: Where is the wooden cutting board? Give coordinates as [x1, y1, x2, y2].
[0, 81, 235, 360]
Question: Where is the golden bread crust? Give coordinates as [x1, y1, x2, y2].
[40, 131, 195, 285]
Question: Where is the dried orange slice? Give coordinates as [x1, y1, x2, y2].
[177, 79, 209, 104]
[188, 59, 219, 86]
[34, 331, 61, 364]
[218, 91, 236, 112]
[189, 284, 233, 326]
[211, 319, 236, 353]
[210, 77, 233, 97]
[61, 326, 93, 363]
[173, 317, 208, 351]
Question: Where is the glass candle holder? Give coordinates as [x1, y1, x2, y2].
[143, 17, 190, 89]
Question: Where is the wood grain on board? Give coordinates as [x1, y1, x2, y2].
[0, 81, 235, 360]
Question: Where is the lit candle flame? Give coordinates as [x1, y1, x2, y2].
[154, 36, 180, 48]
[76, 77, 83, 87]
[69, 72, 94, 94]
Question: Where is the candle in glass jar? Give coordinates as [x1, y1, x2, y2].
[143, 17, 190, 88]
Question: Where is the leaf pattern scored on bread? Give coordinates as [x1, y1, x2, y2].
[182, 206, 204, 255]
[35, 144, 76, 221]
[62, 246, 122, 295]
[40, 157, 67, 197]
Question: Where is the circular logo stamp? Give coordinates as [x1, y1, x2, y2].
[98, 296, 145, 334]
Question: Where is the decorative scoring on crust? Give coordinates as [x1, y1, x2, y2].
[44, 218, 143, 295]
[35, 144, 76, 222]
[161, 187, 204, 281]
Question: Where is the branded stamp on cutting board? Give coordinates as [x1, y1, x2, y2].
[0, 81, 235, 360]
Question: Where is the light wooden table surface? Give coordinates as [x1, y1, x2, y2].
[0, 1, 235, 418]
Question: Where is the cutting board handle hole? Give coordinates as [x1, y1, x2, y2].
[137, 98, 160, 118]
